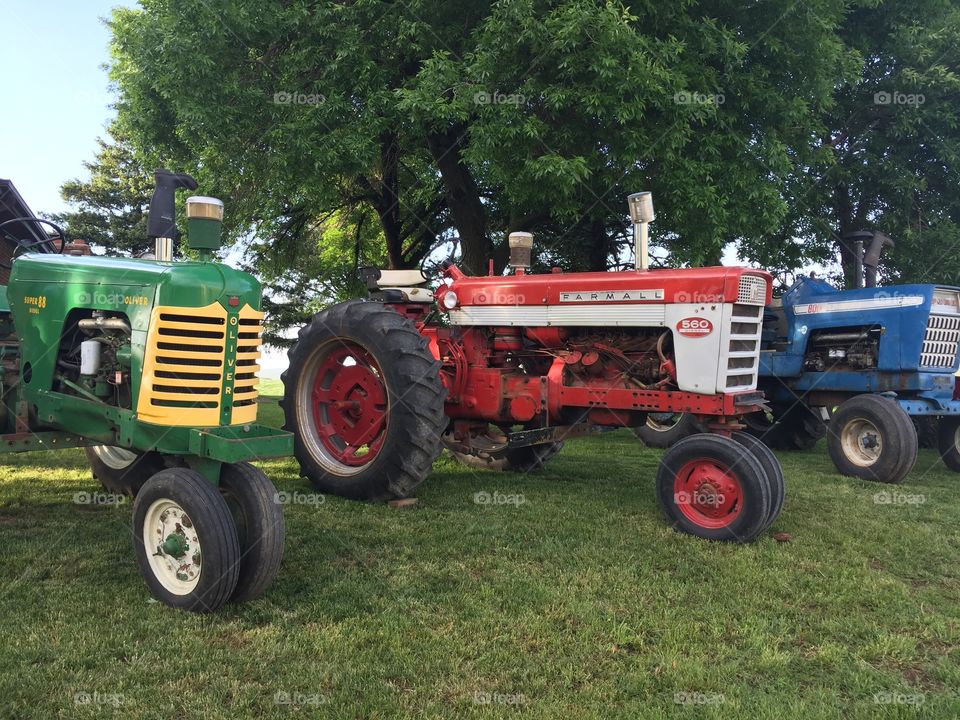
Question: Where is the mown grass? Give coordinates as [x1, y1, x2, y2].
[0, 397, 958, 719]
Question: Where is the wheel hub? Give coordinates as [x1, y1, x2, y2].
[307, 342, 389, 469]
[674, 458, 744, 528]
[841, 417, 882, 467]
[143, 499, 202, 594]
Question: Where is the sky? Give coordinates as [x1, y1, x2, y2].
[0, 0, 132, 216]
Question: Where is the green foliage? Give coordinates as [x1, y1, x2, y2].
[56, 0, 958, 324]
[52, 125, 153, 255]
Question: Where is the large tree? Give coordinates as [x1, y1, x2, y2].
[106, 0, 849, 277]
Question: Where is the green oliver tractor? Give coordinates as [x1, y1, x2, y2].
[0, 170, 292, 611]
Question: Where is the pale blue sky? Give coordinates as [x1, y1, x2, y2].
[0, 0, 133, 215]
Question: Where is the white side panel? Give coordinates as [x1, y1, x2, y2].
[446, 304, 667, 327]
[715, 303, 763, 392]
[664, 303, 726, 394]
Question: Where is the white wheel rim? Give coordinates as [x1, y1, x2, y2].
[841, 417, 882, 467]
[142, 498, 202, 595]
[92, 445, 138, 470]
[646, 413, 681, 432]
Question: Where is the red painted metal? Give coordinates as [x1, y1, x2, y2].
[437, 266, 772, 307]
[673, 458, 744, 529]
[311, 343, 387, 466]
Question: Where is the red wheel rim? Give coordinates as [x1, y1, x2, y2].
[310, 342, 388, 467]
[672, 458, 744, 529]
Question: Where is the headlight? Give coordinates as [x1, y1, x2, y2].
[442, 291, 459, 310]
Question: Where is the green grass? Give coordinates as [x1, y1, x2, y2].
[0, 401, 958, 718]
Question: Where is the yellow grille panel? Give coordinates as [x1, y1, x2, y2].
[231, 304, 264, 424]
[138, 302, 227, 426]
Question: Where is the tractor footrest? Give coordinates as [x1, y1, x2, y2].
[188, 424, 293, 464]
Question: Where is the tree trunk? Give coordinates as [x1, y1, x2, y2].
[586, 217, 608, 271]
[426, 127, 490, 274]
[834, 183, 857, 288]
[371, 131, 408, 269]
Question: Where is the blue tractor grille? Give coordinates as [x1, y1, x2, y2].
[921, 313, 960, 369]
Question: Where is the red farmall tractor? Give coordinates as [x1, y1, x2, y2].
[282, 193, 785, 541]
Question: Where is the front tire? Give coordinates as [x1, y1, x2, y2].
[85, 446, 167, 496]
[937, 417, 960, 472]
[132, 468, 240, 612]
[282, 300, 447, 501]
[656, 434, 773, 542]
[219, 463, 285, 603]
[826, 395, 918, 483]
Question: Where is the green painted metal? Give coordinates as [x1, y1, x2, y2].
[186, 217, 221, 251]
[0, 251, 293, 479]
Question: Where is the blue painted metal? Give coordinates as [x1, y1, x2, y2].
[759, 276, 960, 416]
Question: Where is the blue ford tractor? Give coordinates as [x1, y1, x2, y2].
[743, 231, 960, 483]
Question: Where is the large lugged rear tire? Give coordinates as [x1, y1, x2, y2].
[937, 417, 960, 472]
[743, 403, 825, 451]
[132, 468, 240, 612]
[656, 434, 774, 542]
[826, 395, 918, 483]
[282, 300, 447, 501]
[634, 413, 702, 448]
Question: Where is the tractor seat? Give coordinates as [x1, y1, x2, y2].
[376, 270, 432, 303]
[377, 269, 428, 287]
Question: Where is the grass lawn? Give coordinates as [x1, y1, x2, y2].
[0, 395, 958, 719]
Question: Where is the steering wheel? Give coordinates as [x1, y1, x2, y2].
[0, 217, 67, 269]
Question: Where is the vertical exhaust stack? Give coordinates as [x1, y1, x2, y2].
[508, 232, 534, 275]
[628, 192, 655, 271]
[146, 169, 199, 261]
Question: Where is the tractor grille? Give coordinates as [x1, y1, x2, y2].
[921, 313, 960, 370]
[737, 274, 767, 305]
[723, 303, 763, 391]
[232, 305, 264, 424]
[136, 302, 265, 426]
[137, 303, 228, 426]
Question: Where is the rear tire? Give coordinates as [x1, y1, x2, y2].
[744, 404, 824, 451]
[281, 300, 446, 501]
[826, 395, 918, 483]
[913, 416, 939, 449]
[85, 446, 167, 496]
[634, 413, 701, 448]
[132, 468, 240, 612]
[656, 434, 772, 542]
[219, 463, 285, 603]
[937, 417, 960, 472]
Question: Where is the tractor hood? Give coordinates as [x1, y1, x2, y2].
[8, 253, 261, 310]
